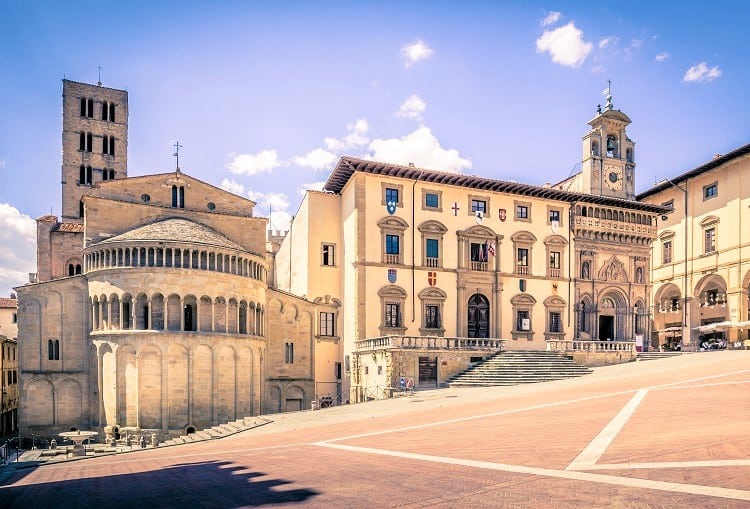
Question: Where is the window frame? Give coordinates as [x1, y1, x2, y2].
[513, 200, 532, 223]
[703, 181, 718, 201]
[467, 194, 491, 218]
[319, 312, 335, 337]
[321, 243, 336, 266]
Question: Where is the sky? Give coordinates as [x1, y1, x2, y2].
[1, 0, 749, 295]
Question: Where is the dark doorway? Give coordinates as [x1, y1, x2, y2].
[599, 315, 614, 341]
[468, 293, 489, 338]
[418, 356, 437, 386]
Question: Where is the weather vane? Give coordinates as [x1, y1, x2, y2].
[173, 141, 182, 169]
[97, 66, 102, 86]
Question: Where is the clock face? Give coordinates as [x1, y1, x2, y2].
[604, 165, 623, 190]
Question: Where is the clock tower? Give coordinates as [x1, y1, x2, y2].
[581, 90, 635, 200]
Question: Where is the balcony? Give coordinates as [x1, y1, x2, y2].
[470, 261, 488, 272]
[548, 267, 561, 278]
[516, 265, 529, 275]
[384, 253, 401, 265]
[356, 335, 505, 352]
[425, 257, 440, 268]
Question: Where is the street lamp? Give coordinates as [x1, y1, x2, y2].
[656, 178, 689, 349]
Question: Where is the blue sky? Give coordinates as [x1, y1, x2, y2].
[1, 1, 748, 294]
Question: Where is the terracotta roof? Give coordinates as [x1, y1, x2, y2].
[325, 157, 670, 213]
[0, 298, 18, 308]
[637, 141, 750, 200]
[95, 218, 246, 251]
[56, 223, 84, 233]
[37, 214, 57, 222]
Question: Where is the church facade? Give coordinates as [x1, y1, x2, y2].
[16, 81, 337, 439]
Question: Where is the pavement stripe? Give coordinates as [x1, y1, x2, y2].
[313, 442, 750, 502]
[566, 389, 648, 470]
[573, 459, 750, 471]
[318, 389, 638, 444]
[648, 369, 750, 390]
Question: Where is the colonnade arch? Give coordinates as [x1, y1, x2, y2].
[84, 244, 267, 282]
[90, 292, 265, 336]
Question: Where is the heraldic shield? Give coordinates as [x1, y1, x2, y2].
[428, 271, 436, 286]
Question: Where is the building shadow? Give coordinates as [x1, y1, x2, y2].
[1, 459, 320, 508]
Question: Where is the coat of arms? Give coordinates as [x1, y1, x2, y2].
[386, 201, 397, 215]
[499, 208, 507, 222]
[428, 271, 437, 286]
[388, 268, 397, 283]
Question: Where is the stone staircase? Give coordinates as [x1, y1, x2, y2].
[445, 350, 592, 387]
[636, 351, 685, 361]
[158, 416, 270, 447]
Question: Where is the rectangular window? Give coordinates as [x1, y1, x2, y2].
[516, 205, 529, 219]
[425, 193, 439, 208]
[663, 241, 672, 264]
[284, 342, 294, 363]
[13, 312, 17, 323]
[705, 227, 716, 253]
[549, 252, 561, 269]
[322, 244, 335, 266]
[549, 311, 561, 333]
[517, 248, 529, 266]
[425, 304, 440, 329]
[425, 238, 439, 259]
[48, 339, 60, 361]
[386, 234, 400, 255]
[385, 187, 399, 204]
[516, 310, 530, 331]
[549, 210, 560, 223]
[471, 199, 487, 213]
[320, 312, 335, 336]
[103, 136, 109, 155]
[335, 362, 342, 380]
[385, 303, 400, 327]
[703, 182, 718, 200]
[470, 242, 487, 262]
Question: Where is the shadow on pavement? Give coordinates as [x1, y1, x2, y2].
[1, 459, 320, 508]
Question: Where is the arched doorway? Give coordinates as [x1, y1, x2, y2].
[468, 293, 489, 338]
[598, 297, 616, 341]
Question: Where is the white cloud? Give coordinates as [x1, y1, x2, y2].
[300, 181, 327, 196]
[396, 94, 427, 119]
[292, 148, 338, 171]
[0, 160, 6, 169]
[598, 36, 616, 49]
[541, 11, 561, 27]
[402, 39, 433, 68]
[246, 189, 293, 231]
[683, 62, 722, 83]
[366, 126, 471, 173]
[269, 210, 292, 233]
[655, 52, 670, 62]
[0, 203, 36, 294]
[323, 118, 370, 153]
[246, 190, 290, 212]
[219, 178, 245, 196]
[226, 149, 281, 175]
[536, 22, 593, 68]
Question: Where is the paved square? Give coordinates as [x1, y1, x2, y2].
[2, 351, 749, 507]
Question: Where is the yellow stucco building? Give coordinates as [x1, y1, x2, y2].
[638, 144, 750, 351]
[276, 95, 668, 401]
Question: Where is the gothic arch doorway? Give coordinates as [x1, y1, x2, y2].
[468, 293, 489, 338]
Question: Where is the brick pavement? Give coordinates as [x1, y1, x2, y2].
[1, 351, 749, 508]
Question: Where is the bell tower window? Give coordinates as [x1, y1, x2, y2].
[606, 135, 618, 158]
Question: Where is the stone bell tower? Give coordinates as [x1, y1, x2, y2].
[61, 79, 128, 222]
[581, 87, 636, 200]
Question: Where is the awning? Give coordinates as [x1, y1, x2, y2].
[655, 326, 682, 333]
[694, 320, 734, 333]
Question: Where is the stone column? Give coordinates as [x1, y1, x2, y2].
[146, 299, 152, 330]
[180, 298, 185, 331]
[161, 349, 168, 431]
[119, 298, 124, 330]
